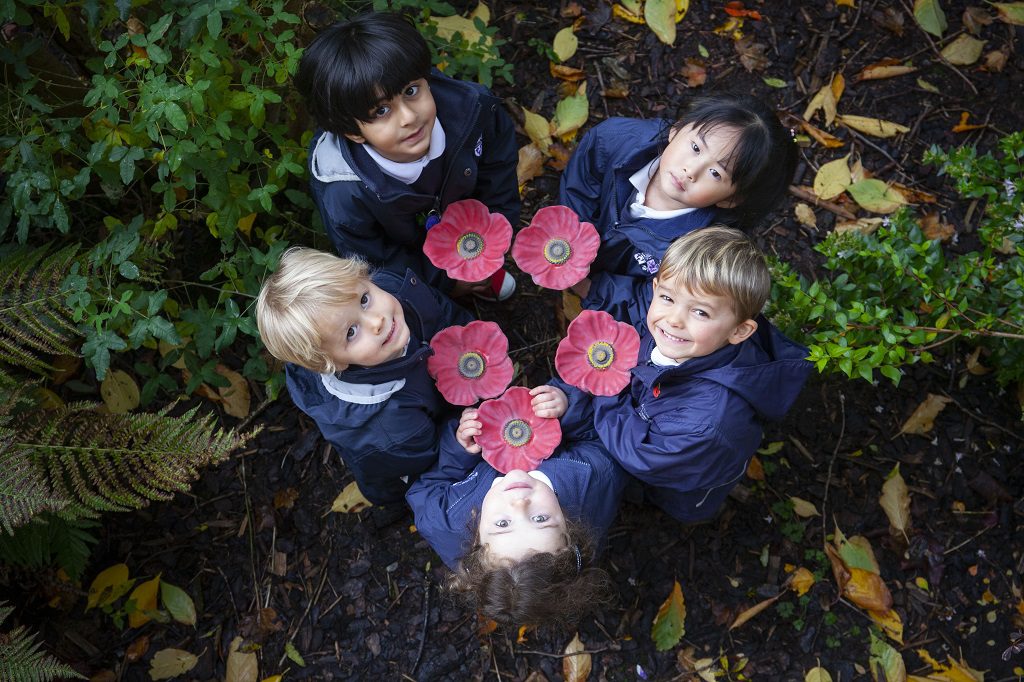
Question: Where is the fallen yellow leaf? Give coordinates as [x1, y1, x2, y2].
[844, 567, 893, 612]
[330, 481, 372, 513]
[563, 632, 592, 682]
[870, 608, 904, 644]
[87, 563, 132, 610]
[879, 464, 911, 541]
[730, 593, 782, 630]
[789, 567, 816, 596]
[898, 393, 953, 436]
[128, 574, 161, 628]
[836, 114, 910, 138]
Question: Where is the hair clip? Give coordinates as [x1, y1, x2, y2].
[573, 544, 582, 574]
[789, 127, 798, 142]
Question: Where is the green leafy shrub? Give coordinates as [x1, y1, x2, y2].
[770, 132, 1024, 386]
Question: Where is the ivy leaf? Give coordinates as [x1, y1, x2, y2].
[645, 0, 677, 44]
[159, 582, 196, 627]
[650, 580, 686, 651]
[913, 0, 947, 37]
[552, 26, 578, 62]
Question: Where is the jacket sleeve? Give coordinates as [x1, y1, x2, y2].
[472, 97, 521, 228]
[548, 377, 597, 442]
[558, 123, 608, 224]
[582, 271, 651, 331]
[591, 392, 731, 490]
[314, 182, 452, 290]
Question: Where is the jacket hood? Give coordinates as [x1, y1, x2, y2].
[634, 319, 811, 422]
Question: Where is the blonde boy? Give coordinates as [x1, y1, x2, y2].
[257, 247, 472, 504]
[588, 226, 812, 521]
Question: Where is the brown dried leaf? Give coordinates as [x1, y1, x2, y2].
[550, 63, 586, 82]
[125, 634, 150, 663]
[872, 7, 906, 34]
[920, 213, 956, 242]
[681, 60, 707, 87]
[834, 218, 884, 235]
[941, 34, 986, 65]
[890, 183, 938, 204]
[844, 567, 893, 612]
[149, 649, 198, 680]
[879, 464, 911, 541]
[836, 115, 910, 138]
[734, 36, 769, 72]
[794, 203, 817, 228]
[273, 487, 299, 510]
[746, 455, 765, 481]
[856, 60, 917, 82]
[965, 347, 992, 376]
[50, 355, 81, 385]
[800, 120, 845, 148]
[563, 633, 591, 682]
[216, 365, 250, 418]
[547, 142, 573, 172]
[963, 6, 994, 34]
[898, 393, 953, 436]
[226, 636, 258, 682]
[983, 47, 1009, 72]
[517, 144, 546, 190]
[729, 593, 781, 630]
[790, 496, 820, 518]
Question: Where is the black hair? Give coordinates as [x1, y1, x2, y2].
[295, 12, 432, 137]
[673, 94, 798, 228]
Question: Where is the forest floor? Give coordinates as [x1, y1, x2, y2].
[22, 1, 1024, 680]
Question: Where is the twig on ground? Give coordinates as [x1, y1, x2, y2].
[411, 574, 431, 676]
[789, 185, 858, 220]
[944, 394, 1024, 443]
[277, 541, 332, 667]
[821, 392, 846, 544]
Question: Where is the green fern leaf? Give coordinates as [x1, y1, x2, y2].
[0, 515, 98, 580]
[0, 602, 84, 681]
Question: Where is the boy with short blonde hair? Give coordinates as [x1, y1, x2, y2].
[256, 247, 473, 504]
[587, 226, 812, 521]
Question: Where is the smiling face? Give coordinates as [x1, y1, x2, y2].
[647, 274, 757, 363]
[344, 78, 437, 163]
[478, 470, 568, 562]
[645, 123, 740, 212]
[318, 280, 409, 372]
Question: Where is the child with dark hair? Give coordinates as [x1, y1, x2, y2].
[559, 94, 797, 303]
[586, 227, 811, 522]
[405, 383, 626, 628]
[256, 247, 473, 505]
[295, 12, 520, 301]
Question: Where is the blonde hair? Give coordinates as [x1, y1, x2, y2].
[657, 226, 770, 322]
[256, 247, 370, 373]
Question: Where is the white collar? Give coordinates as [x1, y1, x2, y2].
[528, 470, 554, 490]
[363, 118, 446, 184]
[628, 158, 697, 220]
[650, 346, 683, 367]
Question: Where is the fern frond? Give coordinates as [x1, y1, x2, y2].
[0, 602, 84, 681]
[0, 515, 98, 580]
[0, 245, 81, 374]
[16, 402, 253, 516]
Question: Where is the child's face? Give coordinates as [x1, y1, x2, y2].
[646, 123, 739, 212]
[647, 274, 757, 363]
[478, 470, 567, 562]
[344, 78, 437, 163]
[318, 280, 409, 372]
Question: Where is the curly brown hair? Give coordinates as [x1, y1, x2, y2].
[446, 518, 614, 629]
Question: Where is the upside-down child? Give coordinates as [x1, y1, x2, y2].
[295, 11, 520, 301]
[256, 247, 473, 505]
[559, 94, 797, 307]
[405, 382, 627, 628]
[588, 226, 812, 522]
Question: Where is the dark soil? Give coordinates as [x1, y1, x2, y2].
[15, 1, 1024, 680]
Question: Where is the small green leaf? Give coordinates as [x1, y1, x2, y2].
[285, 641, 306, 667]
[847, 179, 906, 213]
[207, 10, 223, 38]
[552, 26, 578, 62]
[118, 260, 140, 280]
[762, 77, 788, 88]
[160, 581, 197, 626]
[913, 0, 947, 37]
[651, 580, 686, 651]
[698, 43, 709, 58]
[645, 0, 677, 45]
[164, 102, 188, 132]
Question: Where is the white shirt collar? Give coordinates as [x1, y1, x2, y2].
[650, 346, 683, 367]
[628, 158, 697, 220]
[527, 470, 554, 490]
[363, 118, 446, 184]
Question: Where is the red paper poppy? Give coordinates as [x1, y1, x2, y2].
[422, 199, 513, 282]
[555, 310, 641, 396]
[511, 205, 600, 290]
[427, 321, 514, 406]
[476, 386, 562, 474]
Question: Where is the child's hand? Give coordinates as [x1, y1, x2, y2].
[530, 385, 568, 420]
[456, 408, 483, 454]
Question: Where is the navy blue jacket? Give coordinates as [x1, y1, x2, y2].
[308, 69, 520, 291]
[558, 117, 726, 279]
[286, 269, 473, 505]
[588, 277, 812, 522]
[405, 382, 626, 569]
